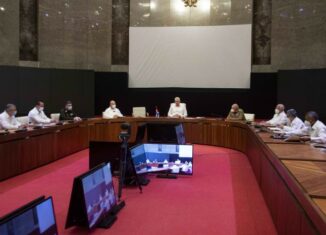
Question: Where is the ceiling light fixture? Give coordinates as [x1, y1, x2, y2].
[183, 0, 198, 7]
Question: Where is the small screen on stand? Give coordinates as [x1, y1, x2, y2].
[81, 163, 117, 229]
[0, 197, 58, 235]
[130, 144, 193, 175]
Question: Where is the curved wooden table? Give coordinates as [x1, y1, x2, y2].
[0, 117, 325, 235]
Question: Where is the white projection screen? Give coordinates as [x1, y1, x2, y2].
[129, 25, 252, 88]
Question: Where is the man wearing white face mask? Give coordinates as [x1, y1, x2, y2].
[226, 103, 246, 121]
[28, 101, 53, 124]
[103, 100, 123, 119]
[0, 104, 23, 130]
[300, 111, 326, 143]
[281, 109, 305, 135]
[265, 104, 288, 126]
[60, 101, 81, 121]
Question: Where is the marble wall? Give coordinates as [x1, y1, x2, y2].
[270, 0, 326, 71]
[20, 0, 38, 61]
[38, 0, 112, 71]
[252, 0, 271, 65]
[253, 0, 326, 72]
[0, 0, 19, 65]
[112, 0, 129, 65]
[0, 0, 325, 72]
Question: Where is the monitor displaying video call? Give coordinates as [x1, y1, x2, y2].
[81, 163, 117, 229]
[0, 197, 58, 235]
[130, 144, 193, 175]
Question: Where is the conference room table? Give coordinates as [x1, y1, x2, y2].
[0, 117, 325, 235]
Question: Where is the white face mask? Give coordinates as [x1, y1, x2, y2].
[39, 107, 44, 112]
[275, 109, 280, 114]
[111, 104, 116, 109]
[67, 105, 73, 111]
[304, 121, 311, 127]
[13, 111, 17, 116]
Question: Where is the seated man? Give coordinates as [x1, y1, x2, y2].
[103, 100, 123, 119]
[281, 109, 305, 135]
[300, 111, 326, 143]
[265, 104, 288, 126]
[60, 101, 81, 121]
[0, 104, 24, 130]
[28, 101, 53, 124]
[226, 103, 246, 121]
[168, 97, 187, 118]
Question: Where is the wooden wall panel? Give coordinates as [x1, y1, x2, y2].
[0, 140, 23, 180]
[245, 134, 262, 184]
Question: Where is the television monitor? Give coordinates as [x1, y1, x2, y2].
[66, 163, 118, 229]
[147, 123, 185, 144]
[0, 196, 58, 235]
[134, 123, 147, 145]
[89, 141, 121, 174]
[130, 144, 193, 175]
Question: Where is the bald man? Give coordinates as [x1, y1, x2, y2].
[265, 104, 288, 126]
[168, 97, 188, 118]
[103, 100, 123, 119]
[226, 103, 246, 121]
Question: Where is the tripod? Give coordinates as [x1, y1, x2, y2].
[118, 128, 142, 202]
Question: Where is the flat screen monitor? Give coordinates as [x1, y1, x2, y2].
[147, 123, 186, 144]
[89, 141, 121, 174]
[66, 163, 117, 230]
[130, 144, 193, 175]
[81, 163, 117, 229]
[0, 196, 58, 235]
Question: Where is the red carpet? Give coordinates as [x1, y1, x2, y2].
[0, 145, 277, 235]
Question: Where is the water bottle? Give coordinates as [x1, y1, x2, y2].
[155, 106, 160, 118]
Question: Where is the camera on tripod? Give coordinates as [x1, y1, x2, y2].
[119, 123, 131, 140]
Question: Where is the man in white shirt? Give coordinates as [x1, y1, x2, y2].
[0, 104, 23, 130]
[103, 100, 123, 119]
[265, 104, 288, 126]
[281, 109, 305, 135]
[300, 111, 326, 144]
[28, 101, 53, 124]
[168, 97, 188, 118]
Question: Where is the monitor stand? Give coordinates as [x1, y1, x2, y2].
[111, 201, 126, 215]
[139, 175, 151, 185]
[97, 201, 126, 229]
[97, 214, 117, 229]
[156, 173, 178, 179]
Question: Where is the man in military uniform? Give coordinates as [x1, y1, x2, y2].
[226, 103, 246, 121]
[59, 101, 81, 121]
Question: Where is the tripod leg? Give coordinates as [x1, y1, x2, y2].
[127, 153, 143, 193]
[118, 142, 127, 201]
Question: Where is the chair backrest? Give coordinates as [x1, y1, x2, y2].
[244, 113, 255, 122]
[171, 103, 186, 107]
[132, 107, 146, 117]
[50, 113, 60, 122]
[16, 116, 29, 125]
